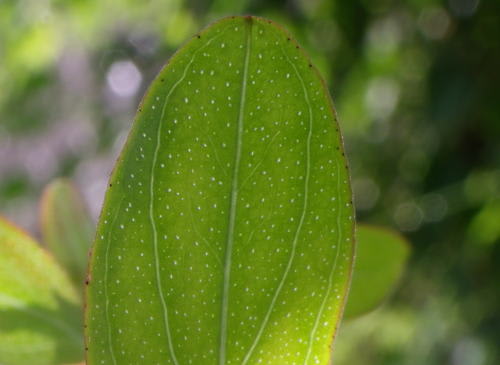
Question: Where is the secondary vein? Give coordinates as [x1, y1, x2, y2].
[104, 201, 123, 365]
[241, 42, 314, 365]
[150, 32, 225, 365]
[150, 114, 180, 365]
[303, 157, 343, 364]
[149, 51, 199, 365]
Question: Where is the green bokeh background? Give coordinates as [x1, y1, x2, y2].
[0, 0, 498, 364]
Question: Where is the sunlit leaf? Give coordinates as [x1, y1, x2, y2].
[344, 224, 410, 319]
[0, 217, 83, 365]
[40, 178, 94, 287]
[86, 16, 354, 365]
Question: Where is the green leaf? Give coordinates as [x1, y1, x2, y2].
[86, 16, 355, 365]
[344, 224, 410, 319]
[467, 199, 500, 246]
[0, 217, 83, 365]
[40, 178, 94, 287]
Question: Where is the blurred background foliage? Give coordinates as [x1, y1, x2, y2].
[0, 0, 499, 364]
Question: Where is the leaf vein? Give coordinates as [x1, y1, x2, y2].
[150, 33, 225, 365]
[303, 159, 343, 364]
[104, 201, 123, 365]
[218, 21, 252, 365]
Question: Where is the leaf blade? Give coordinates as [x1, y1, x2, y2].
[344, 224, 410, 319]
[0, 217, 83, 365]
[40, 178, 94, 286]
[86, 16, 355, 365]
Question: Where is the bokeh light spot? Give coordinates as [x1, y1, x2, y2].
[106, 60, 142, 98]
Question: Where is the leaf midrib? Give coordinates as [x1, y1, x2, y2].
[218, 19, 252, 365]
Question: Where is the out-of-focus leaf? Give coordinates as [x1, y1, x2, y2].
[40, 178, 94, 286]
[0, 217, 83, 365]
[344, 224, 410, 319]
[467, 199, 500, 246]
[86, 16, 355, 365]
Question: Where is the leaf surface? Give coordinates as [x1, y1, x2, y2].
[0, 217, 83, 365]
[344, 224, 410, 319]
[86, 16, 354, 365]
[40, 178, 94, 286]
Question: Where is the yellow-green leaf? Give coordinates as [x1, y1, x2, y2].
[86, 16, 355, 365]
[344, 224, 410, 319]
[0, 217, 83, 365]
[40, 178, 94, 287]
